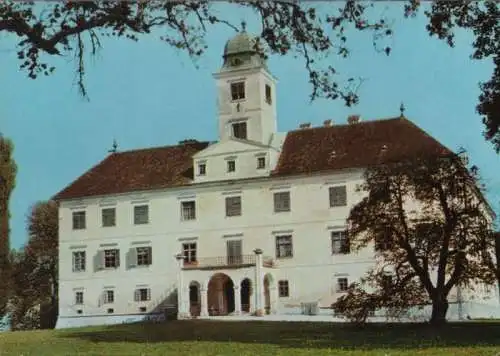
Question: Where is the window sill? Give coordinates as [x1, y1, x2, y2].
[135, 264, 152, 268]
[99, 267, 119, 271]
[231, 98, 246, 103]
[276, 256, 293, 260]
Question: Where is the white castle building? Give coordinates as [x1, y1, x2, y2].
[54, 30, 499, 329]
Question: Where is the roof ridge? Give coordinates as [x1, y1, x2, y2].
[287, 116, 402, 133]
[112, 140, 211, 155]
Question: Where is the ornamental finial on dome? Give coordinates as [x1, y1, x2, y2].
[241, 20, 246, 32]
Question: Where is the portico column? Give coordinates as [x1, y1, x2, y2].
[234, 285, 241, 315]
[269, 286, 279, 314]
[200, 287, 209, 317]
[175, 253, 190, 319]
[254, 248, 264, 316]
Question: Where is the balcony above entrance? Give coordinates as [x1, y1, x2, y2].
[183, 255, 276, 270]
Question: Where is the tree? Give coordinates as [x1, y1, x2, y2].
[332, 149, 497, 325]
[0, 1, 498, 151]
[9, 200, 59, 330]
[0, 134, 17, 318]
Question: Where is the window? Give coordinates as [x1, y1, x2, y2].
[382, 274, 392, 291]
[198, 163, 206, 176]
[329, 186, 347, 207]
[257, 157, 266, 169]
[134, 288, 151, 302]
[375, 226, 392, 251]
[183, 243, 197, 263]
[181, 201, 196, 221]
[370, 179, 390, 202]
[225, 196, 241, 217]
[72, 211, 86, 230]
[337, 277, 348, 292]
[232, 122, 247, 139]
[134, 205, 149, 225]
[276, 235, 293, 258]
[226, 239, 243, 265]
[104, 249, 120, 268]
[101, 208, 116, 227]
[278, 280, 289, 297]
[104, 290, 114, 304]
[274, 192, 291, 212]
[230, 82, 245, 100]
[227, 160, 236, 173]
[331, 231, 350, 254]
[75, 291, 84, 305]
[265, 84, 272, 104]
[72, 251, 86, 272]
[136, 247, 152, 266]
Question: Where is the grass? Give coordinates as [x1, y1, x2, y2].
[1, 320, 500, 355]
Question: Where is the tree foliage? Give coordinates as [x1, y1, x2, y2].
[332, 150, 497, 325]
[0, 134, 17, 317]
[9, 200, 59, 330]
[0, 1, 498, 151]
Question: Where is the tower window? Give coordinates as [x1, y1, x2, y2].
[257, 157, 266, 169]
[231, 82, 245, 101]
[265, 84, 272, 104]
[198, 163, 206, 176]
[232, 122, 247, 139]
[227, 160, 236, 173]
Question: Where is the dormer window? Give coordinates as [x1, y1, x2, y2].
[232, 122, 247, 139]
[231, 82, 245, 101]
[198, 163, 206, 176]
[257, 157, 266, 169]
[227, 160, 236, 173]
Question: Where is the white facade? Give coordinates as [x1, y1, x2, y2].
[55, 31, 500, 329]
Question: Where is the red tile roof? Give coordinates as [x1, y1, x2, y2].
[53, 141, 210, 201]
[272, 117, 452, 176]
[53, 117, 451, 201]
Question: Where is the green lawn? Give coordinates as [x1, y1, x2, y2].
[1, 320, 500, 355]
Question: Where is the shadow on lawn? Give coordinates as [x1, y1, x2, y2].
[60, 320, 500, 350]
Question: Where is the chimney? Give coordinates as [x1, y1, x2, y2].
[323, 119, 332, 127]
[179, 139, 199, 145]
[347, 115, 360, 124]
[299, 122, 311, 129]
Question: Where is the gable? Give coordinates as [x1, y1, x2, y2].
[193, 138, 271, 159]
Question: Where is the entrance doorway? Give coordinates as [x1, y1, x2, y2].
[189, 281, 201, 317]
[207, 273, 235, 315]
[240, 278, 252, 313]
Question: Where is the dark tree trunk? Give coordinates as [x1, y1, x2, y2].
[430, 296, 449, 325]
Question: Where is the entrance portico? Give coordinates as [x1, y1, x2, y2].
[175, 248, 276, 319]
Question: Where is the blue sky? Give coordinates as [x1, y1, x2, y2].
[1, 3, 499, 249]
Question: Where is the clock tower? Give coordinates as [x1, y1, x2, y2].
[213, 24, 278, 145]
